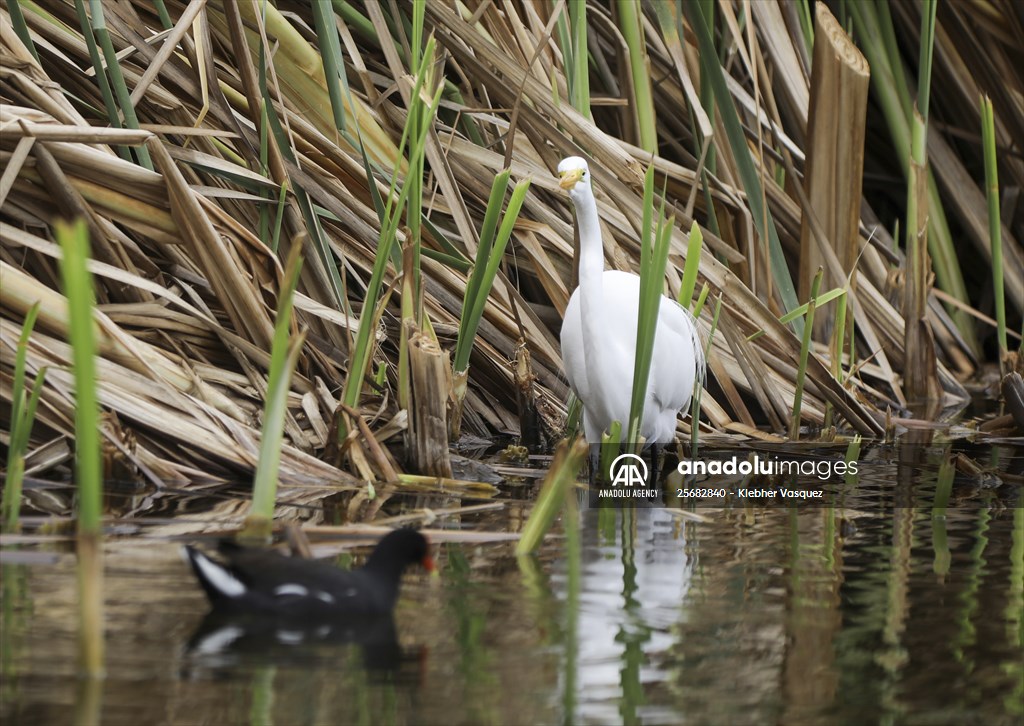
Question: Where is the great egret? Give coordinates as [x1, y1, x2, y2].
[557, 156, 704, 449]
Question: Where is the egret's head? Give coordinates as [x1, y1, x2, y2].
[557, 156, 591, 199]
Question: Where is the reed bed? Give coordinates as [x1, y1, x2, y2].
[1, 1, 1020, 506]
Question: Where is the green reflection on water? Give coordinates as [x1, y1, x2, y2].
[2, 447, 1021, 725]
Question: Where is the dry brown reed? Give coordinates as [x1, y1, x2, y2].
[2, 1, 1019, 502]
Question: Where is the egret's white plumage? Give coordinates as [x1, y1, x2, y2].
[557, 156, 704, 444]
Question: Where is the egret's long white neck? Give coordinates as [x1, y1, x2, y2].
[570, 184, 614, 431]
[572, 186, 604, 292]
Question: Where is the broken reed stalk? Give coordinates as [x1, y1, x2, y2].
[56, 219, 104, 679]
[516, 437, 589, 555]
[747, 289, 850, 342]
[514, 341, 545, 452]
[396, 474, 498, 496]
[903, 111, 941, 401]
[408, 326, 452, 478]
[799, 4, 869, 339]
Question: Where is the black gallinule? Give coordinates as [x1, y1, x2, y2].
[184, 528, 434, 617]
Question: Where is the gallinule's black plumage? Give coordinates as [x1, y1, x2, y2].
[184, 529, 434, 617]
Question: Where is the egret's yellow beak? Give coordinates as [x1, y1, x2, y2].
[559, 168, 584, 190]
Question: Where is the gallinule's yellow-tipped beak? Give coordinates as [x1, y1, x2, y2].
[559, 167, 584, 190]
[421, 554, 436, 573]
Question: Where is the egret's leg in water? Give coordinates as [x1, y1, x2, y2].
[650, 443, 660, 484]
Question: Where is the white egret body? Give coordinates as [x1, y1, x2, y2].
[557, 156, 704, 444]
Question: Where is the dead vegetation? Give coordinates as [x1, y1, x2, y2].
[1, 1, 1020, 498]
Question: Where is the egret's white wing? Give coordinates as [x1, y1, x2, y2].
[651, 296, 704, 412]
[561, 270, 704, 443]
[561, 290, 587, 399]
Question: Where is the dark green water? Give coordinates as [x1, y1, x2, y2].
[1, 444, 1022, 725]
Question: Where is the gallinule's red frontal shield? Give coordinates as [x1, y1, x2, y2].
[185, 529, 434, 617]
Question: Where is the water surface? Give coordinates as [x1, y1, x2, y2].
[2, 443, 1021, 725]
